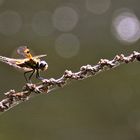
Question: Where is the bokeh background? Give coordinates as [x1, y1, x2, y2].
[0, 0, 140, 140]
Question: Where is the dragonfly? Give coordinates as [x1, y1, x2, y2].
[0, 46, 48, 82]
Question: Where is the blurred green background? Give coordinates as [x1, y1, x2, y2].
[0, 0, 140, 140]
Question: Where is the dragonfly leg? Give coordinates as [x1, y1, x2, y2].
[36, 69, 44, 80]
[29, 69, 35, 83]
[24, 70, 34, 83]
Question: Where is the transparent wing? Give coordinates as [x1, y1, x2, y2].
[17, 46, 33, 59]
[32, 54, 47, 59]
[17, 46, 28, 58]
[0, 56, 32, 72]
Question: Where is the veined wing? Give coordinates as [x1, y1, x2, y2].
[32, 54, 47, 59]
[17, 46, 33, 59]
[0, 56, 32, 72]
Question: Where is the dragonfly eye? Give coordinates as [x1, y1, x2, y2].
[39, 61, 48, 70]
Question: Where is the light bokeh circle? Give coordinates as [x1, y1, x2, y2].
[86, 0, 111, 15]
[0, 10, 22, 36]
[111, 9, 140, 44]
[55, 33, 80, 58]
[52, 6, 79, 32]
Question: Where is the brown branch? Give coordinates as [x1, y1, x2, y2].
[0, 51, 140, 113]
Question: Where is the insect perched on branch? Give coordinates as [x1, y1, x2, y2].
[0, 46, 48, 82]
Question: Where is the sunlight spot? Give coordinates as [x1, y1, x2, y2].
[111, 9, 140, 44]
[55, 33, 80, 58]
[0, 11, 22, 36]
[52, 6, 79, 32]
[86, 0, 111, 15]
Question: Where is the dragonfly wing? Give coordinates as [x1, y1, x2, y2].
[17, 46, 33, 59]
[32, 54, 47, 59]
[17, 46, 28, 58]
[0, 56, 32, 72]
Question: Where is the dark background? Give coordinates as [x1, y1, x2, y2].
[0, 0, 140, 140]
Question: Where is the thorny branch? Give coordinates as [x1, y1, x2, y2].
[0, 51, 140, 112]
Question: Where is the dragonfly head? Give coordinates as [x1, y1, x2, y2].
[39, 60, 48, 71]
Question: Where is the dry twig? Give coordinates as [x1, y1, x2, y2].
[0, 51, 140, 112]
